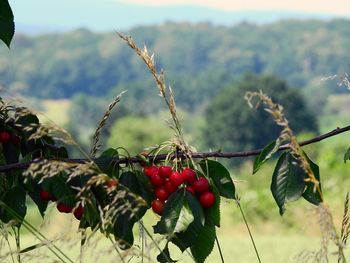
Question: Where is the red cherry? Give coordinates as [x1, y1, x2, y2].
[73, 205, 84, 220]
[57, 203, 73, 213]
[165, 180, 178, 193]
[192, 177, 209, 193]
[158, 166, 173, 178]
[151, 199, 164, 215]
[11, 135, 21, 145]
[199, 192, 216, 208]
[150, 173, 165, 187]
[0, 131, 11, 143]
[144, 165, 158, 177]
[181, 168, 197, 183]
[39, 190, 52, 201]
[170, 171, 185, 187]
[155, 186, 169, 201]
[106, 179, 118, 189]
[186, 185, 195, 194]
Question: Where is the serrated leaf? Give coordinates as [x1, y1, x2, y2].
[171, 192, 205, 252]
[344, 147, 350, 163]
[302, 153, 323, 205]
[185, 191, 205, 226]
[199, 160, 235, 199]
[135, 170, 154, 205]
[95, 148, 119, 178]
[204, 184, 221, 227]
[0, 187, 27, 225]
[25, 178, 48, 217]
[153, 190, 185, 235]
[3, 140, 20, 164]
[45, 176, 75, 206]
[190, 222, 216, 263]
[253, 140, 279, 174]
[79, 199, 99, 230]
[174, 203, 194, 233]
[271, 152, 306, 215]
[114, 171, 149, 249]
[157, 243, 177, 263]
[0, 0, 14, 48]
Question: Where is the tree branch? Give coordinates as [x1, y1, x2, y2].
[0, 125, 349, 173]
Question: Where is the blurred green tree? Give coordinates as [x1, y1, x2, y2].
[107, 115, 172, 155]
[202, 74, 318, 154]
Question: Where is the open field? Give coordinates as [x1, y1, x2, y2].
[2, 198, 349, 263]
[39, 99, 71, 126]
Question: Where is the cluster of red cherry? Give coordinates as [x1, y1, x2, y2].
[39, 189, 84, 220]
[0, 130, 21, 145]
[144, 165, 216, 215]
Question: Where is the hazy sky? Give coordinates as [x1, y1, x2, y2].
[125, 0, 350, 14]
[10, 0, 350, 33]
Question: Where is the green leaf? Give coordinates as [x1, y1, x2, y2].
[185, 191, 205, 226]
[0, 0, 14, 48]
[174, 203, 194, 233]
[0, 187, 27, 225]
[79, 199, 99, 230]
[199, 160, 235, 199]
[302, 153, 323, 205]
[253, 140, 279, 174]
[135, 171, 154, 205]
[190, 222, 216, 263]
[157, 243, 177, 263]
[20, 243, 46, 254]
[113, 171, 148, 249]
[25, 178, 48, 217]
[3, 140, 20, 164]
[153, 190, 185, 235]
[271, 152, 306, 215]
[344, 147, 350, 163]
[45, 176, 76, 206]
[95, 148, 119, 178]
[204, 184, 221, 227]
[171, 191, 205, 252]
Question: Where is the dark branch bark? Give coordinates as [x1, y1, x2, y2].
[0, 125, 350, 173]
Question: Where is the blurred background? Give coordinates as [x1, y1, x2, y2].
[1, 0, 350, 261]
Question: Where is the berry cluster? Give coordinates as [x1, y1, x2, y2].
[144, 165, 216, 215]
[39, 189, 84, 220]
[0, 130, 20, 145]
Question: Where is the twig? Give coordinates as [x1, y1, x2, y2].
[0, 125, 349, 173]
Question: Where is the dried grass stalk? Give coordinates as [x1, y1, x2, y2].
[90, 91, 126, 157]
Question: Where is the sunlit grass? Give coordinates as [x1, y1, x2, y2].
[40, 99, 71, 126]
[2, 196, 348, 262]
